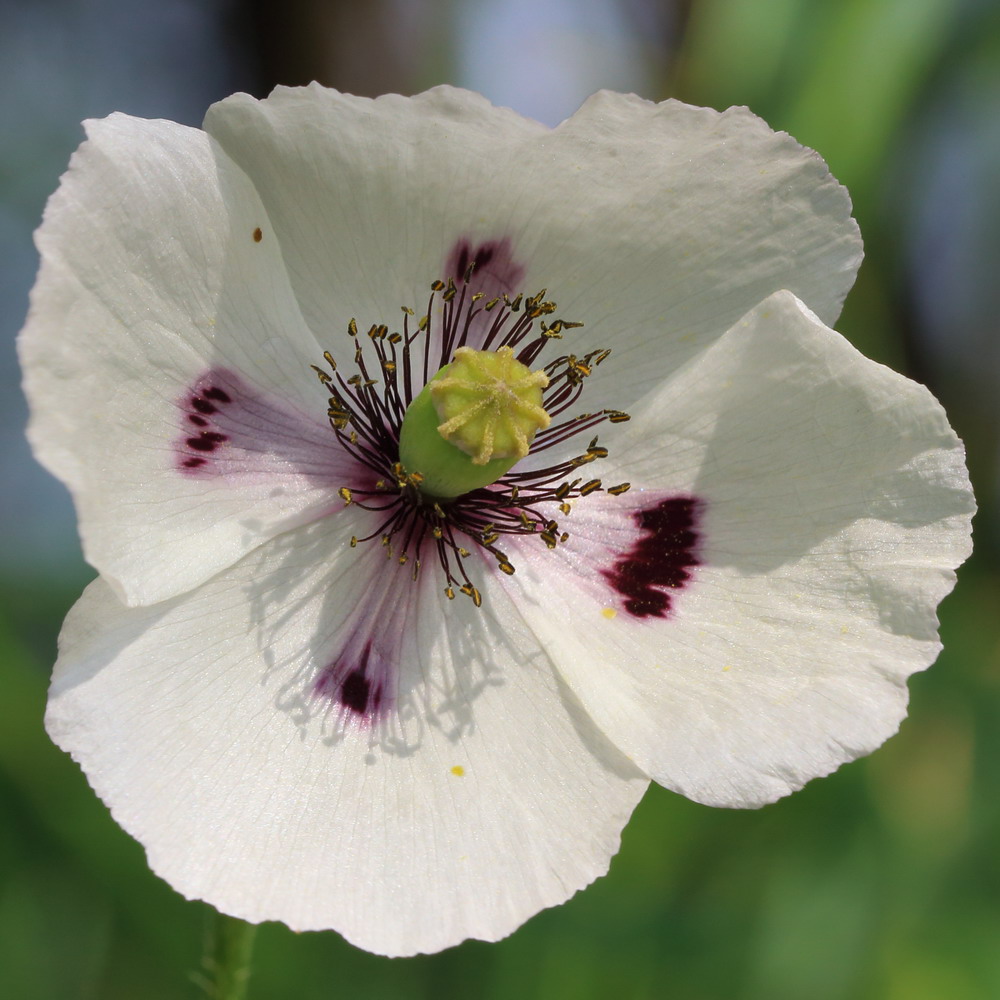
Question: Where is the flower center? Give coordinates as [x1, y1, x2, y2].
[312, 268, 630, 605]
[398, 345, 551, 499]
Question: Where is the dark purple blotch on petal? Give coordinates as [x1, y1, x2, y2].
[602, 496, 704, 619]
[445, 237, 525, 298]
[187, 430, 228, 452]
[441, 237, 528, 351]
[173, 366, 353, 483]
[175, 375, 236, 471]
[339, 668, 383, 716]
[314, 640, 390, 724]
[204, 386, 232, 404]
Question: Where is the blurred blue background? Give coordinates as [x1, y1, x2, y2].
[2, 1, 998, 997]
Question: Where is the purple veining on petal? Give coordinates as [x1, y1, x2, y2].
[444, 237, 526, 350]
[601, 496, 704, 619]
[173, 367, 348, 484]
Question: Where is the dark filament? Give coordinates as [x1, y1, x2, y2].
[312, 265, 630, 604]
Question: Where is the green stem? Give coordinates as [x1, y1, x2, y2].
[194, 909, 258, 1000]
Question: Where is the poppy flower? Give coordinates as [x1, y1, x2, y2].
[19, 86, 974, 956]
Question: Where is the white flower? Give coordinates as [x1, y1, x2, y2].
[19, 85, 974, 957]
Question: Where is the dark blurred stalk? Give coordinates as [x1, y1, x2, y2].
[238, 0, 442, 97]
[194, 911, 258, 1000]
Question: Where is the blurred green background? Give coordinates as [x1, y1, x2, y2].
[2, 1, 998, 998]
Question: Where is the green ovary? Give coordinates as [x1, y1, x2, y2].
[398, 346, 551, 499]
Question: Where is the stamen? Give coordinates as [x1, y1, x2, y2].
[314, 272, 632, 604]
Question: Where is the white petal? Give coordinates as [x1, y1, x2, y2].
[502, 291, 974, 808]
[203, 86, 548, 338]
[25, 88, 862, 606]
[47, 517, 647, 956]
[20, 114, 349, 606]
[531, 93, 864, 401]
[204, 87, 861, 401]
